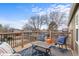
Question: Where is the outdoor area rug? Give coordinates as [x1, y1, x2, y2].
[18, 46, 72, 56]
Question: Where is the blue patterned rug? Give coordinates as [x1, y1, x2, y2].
[18, 46, 72, 56]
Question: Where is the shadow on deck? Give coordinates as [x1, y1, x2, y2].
[18, 45, 72, 56]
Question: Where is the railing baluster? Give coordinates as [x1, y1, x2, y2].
[8, 34, 9, 45]
[12, 34, 14, 47]
[11, 34, 12, 47]
[1, 34, 2, 42]
[10, 34, 12, 47]
[0, 34, 1, 42]
[15, 34, 17, 46]
[21, 32, 24, 48]
[13, 34, 15, 47]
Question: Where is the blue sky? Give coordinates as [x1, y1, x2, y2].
[0, 3, 72, 29]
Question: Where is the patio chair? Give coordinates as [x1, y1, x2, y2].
[37, 32, 46, 41]
[0, 42, 21, 56]
[55, 35, 68, 49]
[32, 44, 51, 56]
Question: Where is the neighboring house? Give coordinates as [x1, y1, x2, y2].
[68, 3, 79, 56]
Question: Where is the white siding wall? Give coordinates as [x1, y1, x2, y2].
[68, 16, 75, 51]
[77, 6, 79, 55]
[74, 6, 79, 55]
[69, 6, 79, 56]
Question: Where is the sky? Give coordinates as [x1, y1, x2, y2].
[0, 3, 72, 30]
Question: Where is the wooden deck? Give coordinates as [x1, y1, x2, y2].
[15, 43, 32, 52]
[14, 42, 73, 56]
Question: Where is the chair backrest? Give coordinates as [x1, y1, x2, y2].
[0, 42, 14, 55]
[0, 41, 2, 44]
[37, 33, 46, 41]
[57, 35, 67, 44]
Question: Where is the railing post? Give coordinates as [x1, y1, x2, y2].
[21, 33, 24, 48]
[0, 34, 1, 42]
[29, 31, 31, 42]
[13, 34, 14, 48]
[10, 34, 12, 47]
[50, 30, 52, 39]
[70, 30, 74, 50]
[0, 34, 2, 42]
[14, 34, 16, 47]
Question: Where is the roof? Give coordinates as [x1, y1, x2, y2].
[68, 3, 79, 26]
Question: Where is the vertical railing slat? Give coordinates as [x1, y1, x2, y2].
[12, 34, 14, 48]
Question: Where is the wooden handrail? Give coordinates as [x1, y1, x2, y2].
[0, 31, 72, 48]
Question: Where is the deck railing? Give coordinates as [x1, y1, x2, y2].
[0, 30, 73, 49]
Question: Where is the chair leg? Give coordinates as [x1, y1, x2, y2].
[61, 45, 63, 48]
[59, 45, 60, 48]
[65, 44, 67, 49]
[49, 50, 52, 56]
[59, 44, 60, 47]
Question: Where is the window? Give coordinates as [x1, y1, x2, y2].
[76, 29, 78, 41]
[75, 14, 78, 25]
[75, 13, 79, 42]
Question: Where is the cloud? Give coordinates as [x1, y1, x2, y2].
[32, 7, 43, 13]
[37, 11, 47, 15]
[31, 4, 71, 30]
[0, 4, 71, 30]
[0, 18, 29, 29]
[58, 24, 68, 30]
[48, 4, 71, 14]
[40, 25, 48, 30]
[32, 4, 71, 16]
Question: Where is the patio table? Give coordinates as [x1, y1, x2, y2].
[31, 41, 53, 56]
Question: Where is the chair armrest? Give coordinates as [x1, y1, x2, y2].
[12, 48, 21, 56]
[12, 48, 16, 53]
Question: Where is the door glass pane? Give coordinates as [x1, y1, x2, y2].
[76, 15, 78, 25]
[76, 29, 78, 41]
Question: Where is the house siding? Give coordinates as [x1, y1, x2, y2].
[68, 5, 79, 55]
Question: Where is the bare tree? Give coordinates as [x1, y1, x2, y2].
[0, 24, 12, 32]
[48, 21, 57, 31]
[28, 15, 37, 30]
[3, 24, 10, 32]
[40, 14, 49, 25]
[49, 11, 65, 26]
[23, 11, 65, 31]
[0, 24, 2, 28]
[49, 11, 65, 30]
[27, 15, 45, 30]
[0, 24, 4, 32]
[22, 23, 33, 30]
